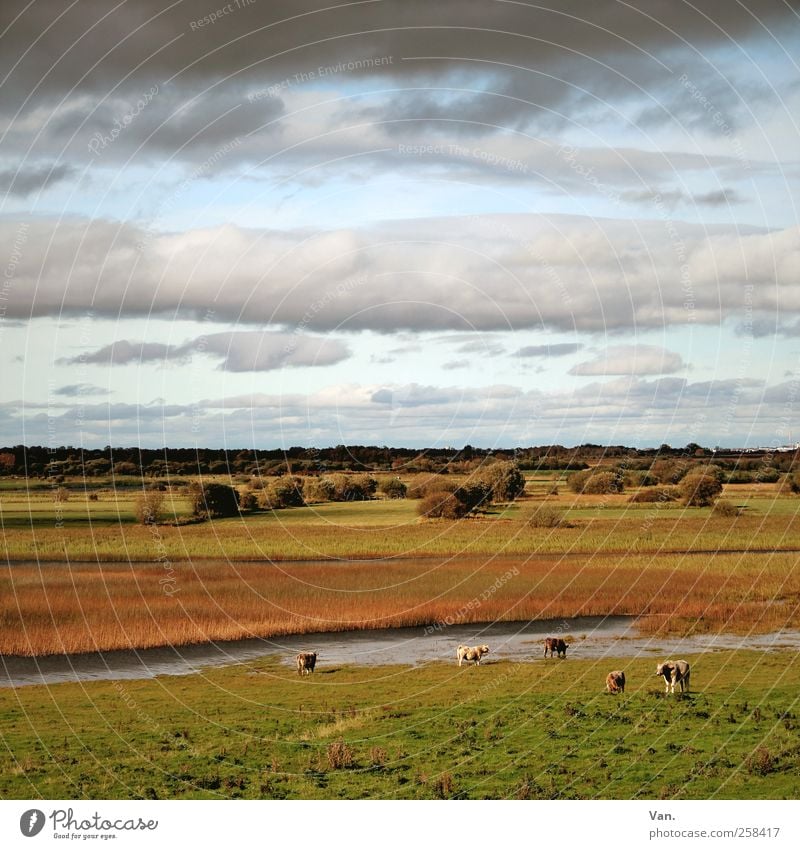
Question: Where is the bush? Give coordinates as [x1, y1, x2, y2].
[525, 506, 568, 528]
[711, 500, 740, 518]
[407, 477, 455, 499]
[379, 477, 407, 499]
[237, 487, 258, 512]
[628, 487, 680, 504]
[190, 481, 240, 519]
[329, 473, 378, 502]
[475, 460, 525, 502]
[777, 473, 800, 495]
[134, 490, 165, 525]
[418, 490, 470, 520]
[569, 470, 623, 494]
[260, 476, 305, 510]
[303, 476, 336, 503]
[52, 486, 69, 503]
[417, 482, 491, 519]
[680, 473, 723, 507]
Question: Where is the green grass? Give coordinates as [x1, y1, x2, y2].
[2, 650, 798, 799]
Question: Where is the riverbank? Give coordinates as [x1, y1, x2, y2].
[2, 649, 797, 799]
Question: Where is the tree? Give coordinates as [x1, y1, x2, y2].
[418, 489, 470, 520]
[379, 477, 407, 499]
[680, 473, 722, 507]
[190, 481, 240, 518]
[304, 477, 336, 503]
[475, 461, 525, 502]
[260, 476, 305, 509]
[134, 490, 165, 525]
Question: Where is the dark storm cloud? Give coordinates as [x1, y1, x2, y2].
[1, 0, 796, 175]
[0, 163, 76, 196]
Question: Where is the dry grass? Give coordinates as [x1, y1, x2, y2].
[2, 551, 799, 656]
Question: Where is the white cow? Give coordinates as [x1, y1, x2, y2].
[457, 644, 490, 666]
[656, 660, 690, 693]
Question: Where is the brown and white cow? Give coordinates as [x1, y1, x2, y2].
[544, 637, 568, 658]
[656, 660, 690, 693]
[296, 651, 317, 675]
[457, 644, 490, 667]
[606, 670, 626, 694]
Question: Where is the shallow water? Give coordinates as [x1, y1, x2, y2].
[3, 615, 800, 688]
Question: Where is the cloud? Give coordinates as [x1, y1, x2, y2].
[620, 187, 747, 208]
[6, 214, 798, 334]
[0, 163, 76, 196]
[53, 383, 111, 397]
[61, 331, 349, 372]
[4, 374, 793, 449]
[515, 343, 582, 358]
[569, 345, 687, 376]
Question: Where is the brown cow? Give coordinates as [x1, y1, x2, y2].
[656, 660, 690, 694]
[544, 637, 568, 658]
[457, 644, 490, 667]
[606, 670, 626, 694]
[296, 651, 317, 675]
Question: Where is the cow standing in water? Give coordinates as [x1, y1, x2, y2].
[544, 637, 568, 658]
[296, 652, 317, 675]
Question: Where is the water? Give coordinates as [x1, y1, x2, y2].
[3, 615, 800, 688]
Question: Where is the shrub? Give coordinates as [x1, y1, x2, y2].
[570, 470, 623, 494]
[329, 473, 378, 501]
[475, 460, 525, 502]
[456, 481, 493, 512]
[379, 477, 407, 499]
[418, 490, 469, 520]
[525, 506, 568, 528]
[711, 500, 740, 518]
[189, 481, 240, 519]
[680, 473, 723, 507]
[303, 476, 336, 503]
[628, 487, 680, 504]
[134, 489, 165, 525]
[777, 473, 800, 495]
[237, 487, 258, 512]
[52, 486, 69, 502]
[260, 476, 305, 510]
[407, 477, 455, 499]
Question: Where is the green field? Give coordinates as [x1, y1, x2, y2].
[2, 651, 798, 800]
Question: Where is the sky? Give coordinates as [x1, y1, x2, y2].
[1, 0, 799, 450]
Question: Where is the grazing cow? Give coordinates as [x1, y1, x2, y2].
[296, 651, 317, 675]
[656, 660, 690, 694]
[457, 644, 490, 667]
[606, 670, 626, 694]
[544, 637, 568, 658]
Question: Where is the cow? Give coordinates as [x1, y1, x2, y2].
[606, 670, 626, 694]
[544, 637, 568, 658]
[656, 660, 690, 694]
[457, 644, 490, 667]
[296, 651, 317, 675]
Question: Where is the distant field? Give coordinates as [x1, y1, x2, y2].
[1, 650, 797, 799]
[1, 478, 799, 654]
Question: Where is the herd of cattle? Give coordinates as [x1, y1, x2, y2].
[295, 641, 692, 694]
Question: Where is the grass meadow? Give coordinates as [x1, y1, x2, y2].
[1, 650, 798, 800]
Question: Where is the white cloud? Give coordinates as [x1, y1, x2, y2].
[569, 345, 686, 376]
